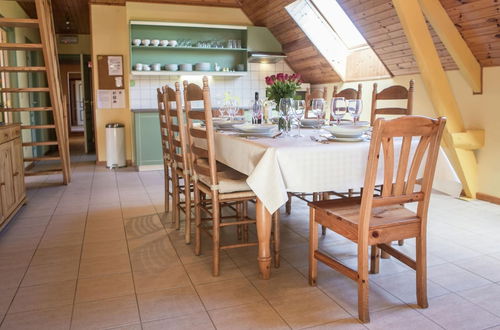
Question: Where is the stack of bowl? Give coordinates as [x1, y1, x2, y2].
[195, 62, 211, 71]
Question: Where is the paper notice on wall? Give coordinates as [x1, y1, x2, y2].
[97, 90, 112, 109]
[97, 89, 125, 109]
[107, 56, 123, 76]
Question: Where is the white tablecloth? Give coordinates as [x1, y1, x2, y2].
[214, 129, 461, 213]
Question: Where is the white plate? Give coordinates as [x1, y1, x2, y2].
[237, 131, 278, 138]
[301, 119, 324, 127]
[326, 136, 366, 142]
[233, 123, 277, 133]
[213, 119, 245, 129]
[322, 124, 370, 137]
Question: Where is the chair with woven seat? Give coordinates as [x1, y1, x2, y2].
[162, 83, 193, 243]
[156, 88, 174, 215]
[333, 83, 362, 100]
[370, 80, 414, 125]
[304, 86, 328, 119]
[184, 77, 280, 276]
[308, 115, 446, 323]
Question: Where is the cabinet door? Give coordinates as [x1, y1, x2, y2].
[11, 138, 25, 202]
[0, 142, 16, 216]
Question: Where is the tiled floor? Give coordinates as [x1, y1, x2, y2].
[1, 144, 500, 329]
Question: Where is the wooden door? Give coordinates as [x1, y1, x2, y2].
[80, 54, 95, 153]
[0, 142, 16, 216]
[11, 138, 25, 203]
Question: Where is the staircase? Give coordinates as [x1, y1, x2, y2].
[0, 1, 71, 184]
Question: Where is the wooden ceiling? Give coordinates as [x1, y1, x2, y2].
[17, 0, 500, 82]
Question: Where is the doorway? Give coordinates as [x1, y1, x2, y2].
[67, 72, 83, 133]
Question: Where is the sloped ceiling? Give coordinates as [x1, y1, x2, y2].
[17, 0, 500, 81]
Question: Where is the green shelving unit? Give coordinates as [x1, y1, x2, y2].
[130, 21, 248, 76]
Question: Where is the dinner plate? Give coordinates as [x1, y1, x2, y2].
[233, 123, 277, 133]
[326, 136, 366, 142]
[236, 131, 279, 138]
[213, 119, 245, 129]
[322, 124, 370, 138]
[301, 119, 324, 127]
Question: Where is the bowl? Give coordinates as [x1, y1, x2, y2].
[195, 62, 211, 71]
[141, 39, 150, 46]
[160, 40, 169, 47]
[168, 40, 178, 47]
[179, 64, 193, 71]
[322, 124, 370, 138]
[165, 64, 179, 71]
[151, 39, 160, 46]
[233, 123, 277, 133]
[132, 39, 141, 46]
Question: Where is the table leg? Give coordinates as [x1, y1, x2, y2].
[256, 198, 272, 279]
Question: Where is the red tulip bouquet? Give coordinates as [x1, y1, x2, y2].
[265, 73, 303, 105]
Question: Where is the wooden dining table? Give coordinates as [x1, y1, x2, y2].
[212, 128, 461, 279]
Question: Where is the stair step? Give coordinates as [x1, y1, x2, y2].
[0, 87, 50, 93]
[0, 18, 39, 28]
[24, 156, 61, 162]
[25, 169, 63, 177]
[0, 107, 53, 112]
[22, 141, 59, 147]
[0, 43, 43, 50]
[21, 124, 56, 130]
[0, 66, 46, 72]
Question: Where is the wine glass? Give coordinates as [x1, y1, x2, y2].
[279, 98, 294, 136]
[292, 100, 305, 137]
[347, 99, 363, 124]
[311, 98, 325, 129]
[331, 97, 347, 125]
[215, 96, 226, 118]
[227, 99, 238, 120]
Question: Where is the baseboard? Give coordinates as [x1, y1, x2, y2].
[477, 192, 500, 205]
[136, 164, 163, 171]
[96, 160, 133, 167]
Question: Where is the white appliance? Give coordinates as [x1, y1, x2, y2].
[105, 123, 126, 168]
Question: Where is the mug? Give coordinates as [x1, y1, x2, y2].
[141, 39, 151, 46]
[143, 64, 151, 71]
[160, 40, 169, 47]
[151, 39, 160, 46]
[132, 39, 141, 46]
[168, 40, 178, 47]
[135, 63, 143, 71]
[152, 63, 161, 71]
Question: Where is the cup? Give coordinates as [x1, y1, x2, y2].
[132, 39, 141, 46]
[141, 39, 150, 46]
[168, 40, 177, 47]
[160, 39, 169, 47]
[143, 64, 151, 71]
[134, 63, 143, 71]
[152, 63, 161, 71]
[151, 39, 160, 46]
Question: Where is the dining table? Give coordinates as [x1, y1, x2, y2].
[212, 127, 461, 279]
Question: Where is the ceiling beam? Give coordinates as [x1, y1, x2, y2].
[418, 0, 482, 94]
[392, 0, 483, 198]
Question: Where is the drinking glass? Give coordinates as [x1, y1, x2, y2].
[331, 97, 347, 125]
[215, 96, 226, 118]
[279, 98, 294, 136]
[311, 98, 325, 129]
[292, 100, 305, 137]
[347, 99, 363, 124]
[227, 99, 238, 120]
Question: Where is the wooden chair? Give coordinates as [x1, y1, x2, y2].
[370, 80, 414, 125]
[308, 115, 446, 323]
[184, 77, 280, 276]
[333, 84, 362, 100]
[156, 88, 174, 215]
[162, 83, 193, 243]
[304, 87, 328, 118]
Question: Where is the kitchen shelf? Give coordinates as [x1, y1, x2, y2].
[131, 70, 247, 76]
[131, 46, 247, 52]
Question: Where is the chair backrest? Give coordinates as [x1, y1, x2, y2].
[162, 82, 189, 173]
[184, 77, 219, 189]
[333, 84, 362, 100]
[358, 115, 446, 235]
[370, 80, 414, 125]
[305, 86, 328, 118]
[157, 88, 171, 165]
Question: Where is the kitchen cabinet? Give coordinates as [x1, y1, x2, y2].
[0, 124, 26, 231]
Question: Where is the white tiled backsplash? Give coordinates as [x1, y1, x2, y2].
[129, 62, 295, 109]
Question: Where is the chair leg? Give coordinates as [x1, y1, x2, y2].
[398, 239, 404, 246]
[194, 184, 202, 256]
[358, 245, 370, 323]
[242, 201, 249, 243]
[212, 197, 221, 276]
[184, 175, 191, 244]
[273, 211, 280, 268]
[370, 245, 380, 274]
[164, 165, 170, 213]
[416, 235, 428, 308]
[285, 192, 292, 215]
[172, 173, 180, 230]
[309, 208, 318, 286]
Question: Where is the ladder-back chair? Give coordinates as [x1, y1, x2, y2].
[156, 88, 173, 215]
[333, 84, 362, 100]
[305, 87, 328, 118]
[184, 77, 280, 276]
[308, 115, 446, 323]
[370, 80, 414, 125]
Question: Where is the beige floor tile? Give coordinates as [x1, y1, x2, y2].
[428, 263, 492, 292]
[9, 280, 76, 313]
[0, 287, 17, 319]
[142, 312, 215, 330]
[458, 283, 500, 317]
[81, 239, 129, 260]
[106, 323, 142, 330]
[420, 293, 500, 330]
[75, 272, 134, 303]
[78, 252, 131, 278]
[209, 301, 289, 330]
[30, 244, 82, 266]
[72, 295, 140, 330]
[84, 226, 127, 244]
[184, 256, 245, 285]
[1, 305, 73, 330]
[269, 290, 350, 329]
[137, 285, 204, 322]
[196, 277, 264, 311]
[21, 261, 79, 287]
[453, 255, 500, 282]
[38, 230, 84, 249]
[306, 318, 367, 329]
[366, 306, 441, 330]
[0, 249, 34, 271]
[133, 264, 190, 294]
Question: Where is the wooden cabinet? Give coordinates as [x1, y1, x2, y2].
[0, 124, 26, 231]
